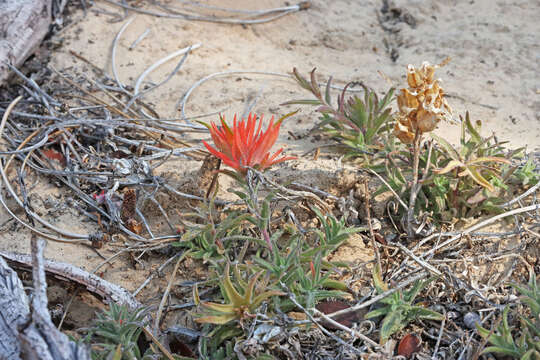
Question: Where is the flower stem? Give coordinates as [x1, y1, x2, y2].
[407, 129, 422, 240]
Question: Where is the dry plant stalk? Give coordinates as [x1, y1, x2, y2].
[393, 59, 453, 239]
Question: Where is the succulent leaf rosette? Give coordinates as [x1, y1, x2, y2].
[394, 60, 453, 143]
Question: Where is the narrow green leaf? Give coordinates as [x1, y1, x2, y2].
[195, 313, 238, 324]
[112, 344, 123, 360]
[245, 271, 264, 304]
[281, 99, 322, 106]
[481, 346, 521, 357]
[378, 88, 395, 110]
[476, 324, 492, 338]
[465, 166, 495, 192]
[292, 67, 312, 91]
[365, 306, 391, 319]
[464, 112, 482, 143]
[520, 349, 539, 360]
[405, 277, 436, 303]
[379, 311, 405, 344]
[366, 109, 391, 142]
[431, 134, 461, 160]
[325, 76, 333, 104]
[222, 263, 245, 305]
[321, 278, 349, 291]
[412, 306, 445, 321]
[252, 290, 286, 309]
[434, 159, 463, 175]
[276, 109, 300, 125]
[201, 302, 236, 313]
[310, 68, 322, 99]
[468, 156, 511, 165]
[372, 264, 388, 294]
[193, 283, 201, 305]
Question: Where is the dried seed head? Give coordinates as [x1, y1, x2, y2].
[394, 60, 453, 143]
[417, 108, 438, 132]
[394, 116, 415, 144]
[407, 65, 423, 88]
[397, 88, 419, 114]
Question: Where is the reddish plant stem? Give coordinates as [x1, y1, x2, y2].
[262, 228, 273, 252]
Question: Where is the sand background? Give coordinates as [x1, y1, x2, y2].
[0, 0, 538, 295]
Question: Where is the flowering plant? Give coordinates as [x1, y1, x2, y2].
[201, 112, 296, 175]
[394, 60, 452, 143]
[392, 60, 453, 239]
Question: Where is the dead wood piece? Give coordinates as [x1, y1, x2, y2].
[17, 236, 89, 360]
[0, 0, 52, 85]
[0, 256, 29, 360]
[0, 250, 142, 310]
[0, 237, 90, 360]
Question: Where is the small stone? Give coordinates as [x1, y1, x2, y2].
[463, 312, 481, 329]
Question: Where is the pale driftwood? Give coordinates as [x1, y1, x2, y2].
[0, 0, 51, 85]
[0, 250, 142, 310]
[0, 237, 90, 360]
[0, 255, 29, 359]
[0, 238, 148, 359]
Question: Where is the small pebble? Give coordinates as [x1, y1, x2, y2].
[463, 312, 481, 329]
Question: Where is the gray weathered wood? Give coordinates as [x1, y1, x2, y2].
[0, 237, 91, 360]
[0, 250, 143, 309]
[0, 0, 52, 85]
[0, 256, 29, 360]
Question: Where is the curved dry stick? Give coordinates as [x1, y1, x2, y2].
[100, 0, 308, 24]
[154, 254, 183, 332]
[0, 98, 90, 240]
[319, 271, 429, 320]
[0, 190, 89, 243]
[0, 250, 142, 309]
[111, 17, 135, 93]
[132, 252, 180, 296]
[500, 181, 540, 208]
[133, 43, 201, 95]
[247, 167, 331, 213]
[311, 308, 380, 349]
[175, 1, 305, 15]
[421, 203, 540, 259]
[129, 28, 151, 50]
[0, 95, 22, 137]
[176, 70, 288, 123]
[1, 95, 164, 244]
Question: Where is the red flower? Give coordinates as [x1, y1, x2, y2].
[202, 113, 296, 175]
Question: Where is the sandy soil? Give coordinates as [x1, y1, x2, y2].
[0, 0, 538, 294]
